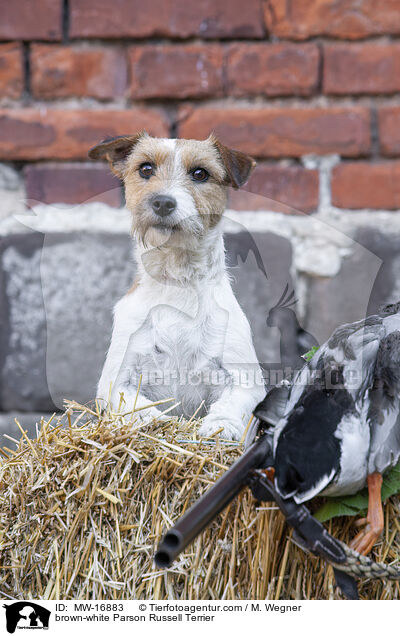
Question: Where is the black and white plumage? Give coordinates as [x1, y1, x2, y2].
[251, 302, 400, 509]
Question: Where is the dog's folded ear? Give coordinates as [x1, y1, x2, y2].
[212, 136, 256, 189]
[88, 132, 146, 177]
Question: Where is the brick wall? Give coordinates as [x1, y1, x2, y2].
[1, 0, 400, 213]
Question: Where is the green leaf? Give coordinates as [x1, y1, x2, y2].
[315, 494, 368, 523]
[302, 346, 319, 362]
[314, 461, 400, 522]
[381, 461, 400, 500]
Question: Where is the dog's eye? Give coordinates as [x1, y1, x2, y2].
[191, 167, 209, 182]
[139, 163, 154, 179]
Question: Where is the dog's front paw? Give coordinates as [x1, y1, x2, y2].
[198, 414, 244, 441]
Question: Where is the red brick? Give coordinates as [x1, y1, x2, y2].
[70, 0, 264, 39]
[229, 164, 319, 213]
[129, 45, 223, 99]
[0, 43, 23, 99]
[24, 163, 122, 207]
[324, 43, 400, 95]
[31, 45, 128, 100]
[226, 43, 319, 97]
[332, 162, 400, 209]
[179, 107, 370, 158]
[0, 0, 62, 40]
[264, 0, 400, 40]
[0, 109, 169, 160]
[379, 107, 400, 156]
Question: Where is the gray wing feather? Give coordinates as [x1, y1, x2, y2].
[368, 407, 400, 474]
[367, 330, 400, 472]
[306, 315, 385, 401]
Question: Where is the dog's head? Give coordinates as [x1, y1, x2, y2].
[89, 132, 255, 245]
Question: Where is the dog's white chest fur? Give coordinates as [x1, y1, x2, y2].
[110, 281, 232, 418]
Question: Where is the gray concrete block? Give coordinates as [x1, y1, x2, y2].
[1, 232, 134, 411]
[355, 228, 400, 314]
[304, 234, 383, 344]
[0, 233, 50, 411]
[42, 233, 134, 409]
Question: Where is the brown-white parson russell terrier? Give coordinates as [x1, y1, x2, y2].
[89, 132, 265, 440]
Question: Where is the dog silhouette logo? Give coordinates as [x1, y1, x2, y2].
[3, 602, 50, 633]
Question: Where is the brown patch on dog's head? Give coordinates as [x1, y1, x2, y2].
[88, 132, 147, 178]
[175, 136, 256, 229]
[175, 137, 228, 230]
[211, 135, 256, 190]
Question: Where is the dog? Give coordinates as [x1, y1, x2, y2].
[89, 132, 265, 440]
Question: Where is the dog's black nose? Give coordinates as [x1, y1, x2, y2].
[151, 195, 177, 217]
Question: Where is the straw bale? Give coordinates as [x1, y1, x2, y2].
[0, 401, 399, 600]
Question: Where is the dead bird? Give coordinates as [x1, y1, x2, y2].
[250, 302, 400, 555]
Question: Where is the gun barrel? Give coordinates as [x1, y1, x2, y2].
[155, 433, 272, 568]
